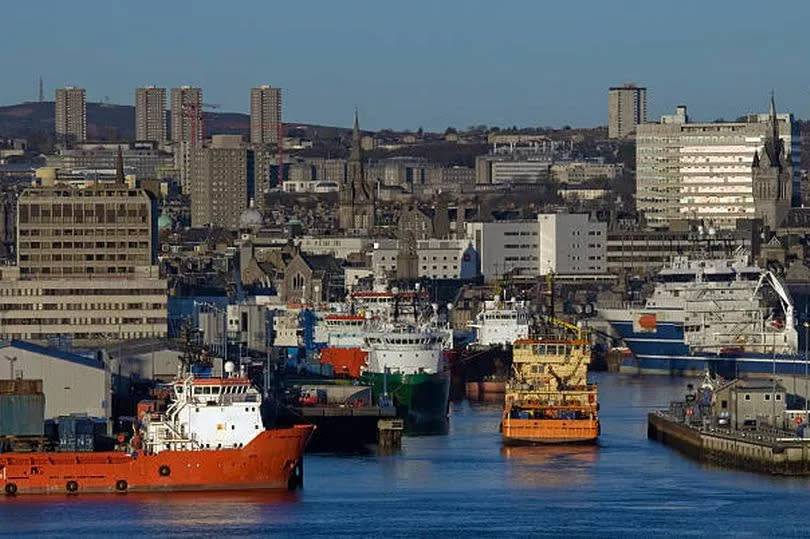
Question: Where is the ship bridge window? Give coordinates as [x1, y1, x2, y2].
[202, 387, 211, 395]
[212, 387, 220, 394]
[194, 387, 202, 395]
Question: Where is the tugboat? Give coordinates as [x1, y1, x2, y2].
[0, 363, 314, 496]
[501, 336, 599, 444]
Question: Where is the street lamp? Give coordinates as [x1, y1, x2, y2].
[802, 320, 810, 428]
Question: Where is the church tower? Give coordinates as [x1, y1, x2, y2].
[339, 110, 375, 234]
[753, 95, 792, 229]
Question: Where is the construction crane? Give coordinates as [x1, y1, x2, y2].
[544, 272, 587, 341]
[182, 102, 220, 148]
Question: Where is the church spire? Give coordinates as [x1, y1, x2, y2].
[769, 91, 779, 149]
[115, 145, 125, 184]
[350, 108, 361, 162]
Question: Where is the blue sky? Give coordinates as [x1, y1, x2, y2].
[1, 0, 807, 130]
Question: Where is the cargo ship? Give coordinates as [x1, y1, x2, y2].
[501, 338, 599, 444]
[599, 249, 800, 377]
[1, 367, 314, 496]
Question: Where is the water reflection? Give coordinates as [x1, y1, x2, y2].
[502, 444, 598, 488]
[1, 489, 299, 530]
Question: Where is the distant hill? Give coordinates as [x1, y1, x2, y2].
[0, 101, 351, 142]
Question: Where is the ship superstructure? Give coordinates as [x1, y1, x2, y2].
[360, 289, 452, 433]
[502, 338, 599, 444]
[468, 296, 532, 347]
[599, 249, 800, 376]
[142, 374, 265, 453]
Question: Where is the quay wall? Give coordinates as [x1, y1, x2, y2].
[648, 412, 810, 475]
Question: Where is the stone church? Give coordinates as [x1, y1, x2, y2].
[753, 97, 792, 229]
[339, 111, 375, 234]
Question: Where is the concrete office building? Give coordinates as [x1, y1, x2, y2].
[371, 238, 478, 281]
[250, 86, 282, 145]
[536, 213, 606, 275]
[551, 162, 622, 184]
[465, 214, 606, 279]
[465, 220, 539, 278]
[606, 222, 755, 275]
[55, 87, 87, 143]
[608, 83, 646, 139]
[54, 144, 174, 180]
[636, 101, 799, 229]
[135, 86, 167, 143]
[0, 177, 167, 344]
[189, 135, 253, 229]
[475, 155, 552, 185]
[170, 86, 203, 144]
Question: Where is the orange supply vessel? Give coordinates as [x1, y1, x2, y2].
[1, 374, 314, 496]
[501, 338, 599, 444]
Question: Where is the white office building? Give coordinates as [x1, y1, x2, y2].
[465, 214, 606, 279]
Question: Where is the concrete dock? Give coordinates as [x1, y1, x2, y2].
[282, 405, 398, 451]
[648, 411, 810, 475]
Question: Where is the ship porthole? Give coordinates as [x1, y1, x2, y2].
[4, 483, 17, 496]
[66, 481, 78, 493]
[115, 480, 128, 492]
[158, 465, 171, 477]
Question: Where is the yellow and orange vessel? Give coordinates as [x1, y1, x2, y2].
[501, 338, 599, 444]
[1, 373, 314, 496]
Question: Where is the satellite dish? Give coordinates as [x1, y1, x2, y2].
[446, 303, 454, 311]
[224, 361, 236, 374]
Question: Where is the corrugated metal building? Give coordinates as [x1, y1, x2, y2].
[0, 341, 110, 422]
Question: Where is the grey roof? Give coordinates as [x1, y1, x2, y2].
[1, 340, 104, 370]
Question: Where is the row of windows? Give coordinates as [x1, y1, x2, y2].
[0, 288, 166, 297]
[20, 267, 139, 276]
[0, 302, 164, 310]
[19, 228, 148, 238]
[0, 317, 166, 326]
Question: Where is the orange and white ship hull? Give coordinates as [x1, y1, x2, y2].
[501, 418, 599, 445]
[1, 425, 314, 496]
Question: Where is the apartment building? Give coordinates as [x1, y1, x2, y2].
[55, 87, 87, 143]
[250, 86, 282, 145]
[608, 83, 646, 139]
[189, 135, 253, 229]
[170, 86, 203, 144]
[135, 86, 167, 143]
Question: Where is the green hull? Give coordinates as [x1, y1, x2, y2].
[363, 372, 450, 435]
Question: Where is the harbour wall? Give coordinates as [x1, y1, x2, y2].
[648, 412, 810, 475]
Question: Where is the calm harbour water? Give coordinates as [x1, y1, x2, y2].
[3, 373, 810, 537]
